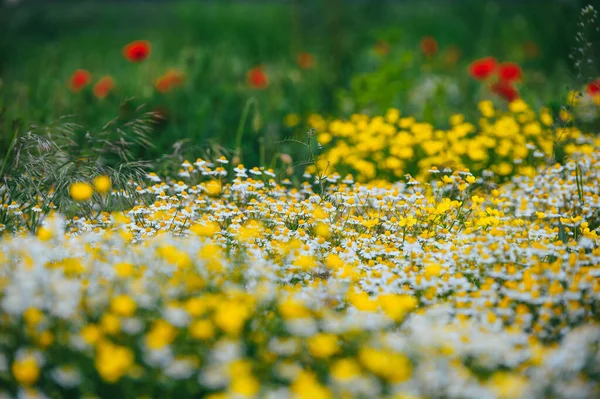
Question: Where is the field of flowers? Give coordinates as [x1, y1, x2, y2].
[1, 99, 600, 397]
[1, 1, 600, 398]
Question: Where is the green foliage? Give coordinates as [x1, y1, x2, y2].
[0, 107, 156, 232]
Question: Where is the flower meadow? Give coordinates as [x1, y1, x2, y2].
[2, 2, 600, 398]
[308, 98, 598, 183]
[1, 99, 600, 397]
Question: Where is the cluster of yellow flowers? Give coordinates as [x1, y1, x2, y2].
[0, 137, 600, 397]
[307, 100, 599, 182]
[68, 176, 111, 202]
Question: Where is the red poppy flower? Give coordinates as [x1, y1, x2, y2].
[93, 76, 114, 99]
[297, 52, 315, 69]
[586, 79, 600, 95]
[247, 66, 268, 89]
[69, 69, 92, 92]
[155, 69, 184, 93]
[469, 57, 497, 80]
[123, 40, 151, 62]
[491, 81, 519, 102]
[420, 36, 438, 57]
[498, 62, 522, 82]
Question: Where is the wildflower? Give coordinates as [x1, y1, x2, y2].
[69, 182, 93, 201]
[95, 342, 134, 383]
[81, 324, 103, 345]
[291, 370, 332, 399]
[114, 262, 135, 278]
[297, 52, 315, 69]
[491, 81, 519, 102]
[331, 359, 361, 381]
[247, 66, 268, 89]
[12, 355, 40, 386]
[51, 365, 82, 388]
[204, 180, 222, 197]
[155, 69, 184, 93]
[189, 320, 215, 340]
[315, 223, 330, 238]
[359, 348, 412, 383]
[93, 175, 111, 194]
[420, 36, 438, 57]
[586, 78, 600, 95]
[111, 295, 137, 317]
[190, 221, 220, 237]
[215, 301, 250, 336]
[498, 62, 522, 82]
[231, 375, 260, 396]
[284, 113, 301, 128]
[509, 98, 528, 113]
[123, 40, 151, 62]
[308, 333, 338, 358]
[36, 227, 53, 241]
[68, 69, 91, 92]
[93, 76, 114, 99]
[146, 320, 177, 350]
[279, 298, 311, 319]
[424, 263, 443, 279]
[468, 57, 497, 80]
[379, 294, 417, 321]
[101, 313, 121, 335]
[488, 372, 528, 399]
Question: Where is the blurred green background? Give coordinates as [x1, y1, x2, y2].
[0, 0, 594, 167]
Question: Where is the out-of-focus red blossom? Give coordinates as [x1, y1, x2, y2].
[491, 81, 519, 102]
[498, 62, 522, 82]
[297, 52, 315, 69]
[93, 76, 114, 99]
[155, 69, 184, 93]
[123, 40, 151, 62]
[420, 36, 438, 57]
[469, 57, 497, 80]
[69, 69, 92, 92]
[374, 40, 390, 56]
[247, 66, 268, 89]
[586, 79, 600, 95]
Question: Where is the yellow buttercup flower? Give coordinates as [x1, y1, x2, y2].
[146, 320, 177, 350]
[93, 175, 111, 194]
[111, 295, 137, 317]
[95, 342, 134, 383]
[204, 180, 222, 196]
[308, 333, 339, 358]
[12, 355, 40, 386]
[284, 113, 301, 128]
[190, 221, 220, 237]
[36, 226, 53, 241]
[69, 182, 93, 201]
[189, 319, 215, 340]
